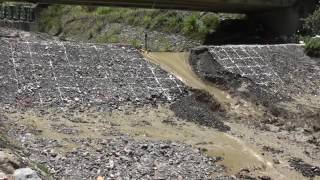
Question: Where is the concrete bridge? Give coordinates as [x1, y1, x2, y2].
[0, 0, 298, 13]
[0, 0, 317, 35]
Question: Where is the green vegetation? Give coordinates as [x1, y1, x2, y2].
[38, 5, 220, 42]
[302, 6, 320, 57]
[158, 38, 172, 51]
[94, 7, 220, 39]
[303, 6, 320, 36]
[305, 37, 320, 57]
[182, 13, 219, 39]
[95, 25, 121, 43]
[33, 162, 55, 179]
[130, 39, 143, 49]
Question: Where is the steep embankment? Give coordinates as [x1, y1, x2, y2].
[36, 5, 231, 51]
[143, 48, 320, 179]
[0, 27, 234, 179]
[1, 24, 320, 179]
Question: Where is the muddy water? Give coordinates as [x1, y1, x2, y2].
[6, 106, 306, 179]
[2, 52, 308, 179]
[6, 108, 270, 175]
[142, 53, 267, 169]
[114, 108, 269, 174]
[143, 52, 232, 105]
[143, 52, 264, 120]
[142, 52, 307, 179]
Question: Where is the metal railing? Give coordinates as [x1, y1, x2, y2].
[0, 3, 35, 22]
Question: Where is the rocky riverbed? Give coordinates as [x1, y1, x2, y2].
[190, 45, 320, 128]
[0, 27, 320, 180]
[0, 27, 231, 179]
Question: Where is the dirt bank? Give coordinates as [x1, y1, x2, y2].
[144, 51, 320, 179]
[190, 45, 320, 129]
[1, 27, 319, 179]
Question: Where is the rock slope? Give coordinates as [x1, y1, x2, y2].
[0, 28, 187, 110]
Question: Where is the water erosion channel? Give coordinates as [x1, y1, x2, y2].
[143, 52, 307, 179]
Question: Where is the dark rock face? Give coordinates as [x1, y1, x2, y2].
[0, 29, 187, 109]
[289, 158, 320, 178]
[170, 89, 230, 131]
[190, 45, 320, 126]
[191, 45, 320, 101]
[13, 134, 230, 179]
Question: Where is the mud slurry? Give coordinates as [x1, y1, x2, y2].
[1, 106, 280, 179]
[143, 51, 320, 179]
[0, 28, 235, 179]
[1, 27, 320, 179]
[144, 52, 264, 129]
[188, 45, 320, 179]
[190, 45, 320, 128]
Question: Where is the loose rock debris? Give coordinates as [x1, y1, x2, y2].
[1, 28, 320, 179]
[23, 137, 229, 179]
[289, 158, 320, 178]
[191, 45, 320, 100]
[0, 28, 233, 179]
[190, 45, 320, 128]
[0, 31, 187, 109]
[207, 45, 320, 97]
[170, 89, 230, 131]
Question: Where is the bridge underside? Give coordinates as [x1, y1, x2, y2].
[1, 0, 317, 35]
[1, 0, 296, 13]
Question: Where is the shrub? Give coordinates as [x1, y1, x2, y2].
[142, 16, 152, 28]
[201, 14, 220, 33]
[182, 14, 199, 36]
[39, 6, 221, 42]
[149, 13, 169, 30]
[95, 25, 121, 43]
[181, 13, 220, 39]
[38, 5, 65, 34]
[305, 37, 320, 57]
[96, 7, 114, 15]
[166, 16, 183, 32]
[130, 39, 142, 49]
[303, 6, 320, 35]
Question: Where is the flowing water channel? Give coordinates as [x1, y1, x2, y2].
[143, 51, 307, 179]
[1, 51, 308, 180]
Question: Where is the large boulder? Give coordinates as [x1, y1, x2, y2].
[13, 168, 41, 180]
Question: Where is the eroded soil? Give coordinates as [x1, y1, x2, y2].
[144, 51, 320, 179]
[0, 27, 319, 179]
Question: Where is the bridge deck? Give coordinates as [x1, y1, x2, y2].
[1, 0, 296, 13]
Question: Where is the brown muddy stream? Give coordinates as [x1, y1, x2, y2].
[142, 52, 307, 179]
[2, 52, 309, 180]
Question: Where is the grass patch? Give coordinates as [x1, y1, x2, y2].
[95, 25, 121, 43]
[38, 5, 221, 41]
[305, 37, 320, 57]
[129, 39, 143, 49]
[158, 37, 172, 51]
[303, 6, 320, 36]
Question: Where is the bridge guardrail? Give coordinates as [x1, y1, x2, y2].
[0, 3, 35, 22]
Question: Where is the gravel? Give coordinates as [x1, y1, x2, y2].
[0, 28, 187, 110]
[170, 89, 230, 131]
[190, 45, 320, 128]
[2, 27, 319, 179]
[191, 45, 320, 100]
[100, 23, 201, 52]
[289, 158, 320, 178]
[13, 133, 230, 179]
[0, 28, 232, 179]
